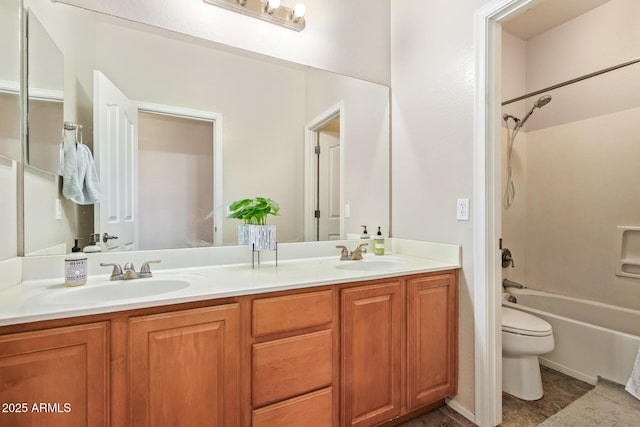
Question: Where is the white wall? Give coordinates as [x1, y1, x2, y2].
[391, 0, 491, 414]
[0, 157, 18, 261]
[57, 0, 391, 86]
[524, 0, 640, 132]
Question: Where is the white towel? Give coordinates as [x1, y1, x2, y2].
[626, 344, 640, 400]
[60, 141, 103, 205]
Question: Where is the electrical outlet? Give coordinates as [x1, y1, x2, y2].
[55, 198, 62, 220]
[344, 204, 351, 218]
[456, 198, 469, 221]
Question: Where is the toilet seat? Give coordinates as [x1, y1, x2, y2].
[502, 306, 552, 337]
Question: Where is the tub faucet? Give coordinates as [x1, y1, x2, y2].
[503, 278, 524, 289]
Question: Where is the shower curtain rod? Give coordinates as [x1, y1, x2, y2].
[502, 56, 640, 106]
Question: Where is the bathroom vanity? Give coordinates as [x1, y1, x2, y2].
[0, 240, 459, 427]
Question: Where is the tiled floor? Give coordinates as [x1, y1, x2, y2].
[397, 366, 594, 427]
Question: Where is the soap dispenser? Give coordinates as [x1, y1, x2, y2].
[83, 233, 102, 253]
[65, 239, 88, 287]
[361, 225, 370, 239]
[374, 226, 385, 255]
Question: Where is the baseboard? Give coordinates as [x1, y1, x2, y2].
[539, 358, 597, 385]
[446, 397, 476, 424]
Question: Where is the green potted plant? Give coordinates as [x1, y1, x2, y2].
[228, 197, 280, 249]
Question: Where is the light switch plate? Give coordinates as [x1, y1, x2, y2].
[55, 199, 62, 220]
[456, 198, 469, 221]
[344, 204, 351, 218]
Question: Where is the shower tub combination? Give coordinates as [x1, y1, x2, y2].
[503, 288, 640, 385]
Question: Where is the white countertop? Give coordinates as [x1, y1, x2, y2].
[0, 239, 460, 326]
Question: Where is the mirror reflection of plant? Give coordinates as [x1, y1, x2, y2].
[228, 197, 280, 225]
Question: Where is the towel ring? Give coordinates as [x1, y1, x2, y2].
[63, 121, 83, 144]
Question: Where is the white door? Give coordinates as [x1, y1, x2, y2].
[318, 129, 341, 240]
[93, 70, 138, 251]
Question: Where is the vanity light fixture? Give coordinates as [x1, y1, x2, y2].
[203, 0, 306, 31]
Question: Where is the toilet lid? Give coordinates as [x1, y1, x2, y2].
[502, 306, 553, 337]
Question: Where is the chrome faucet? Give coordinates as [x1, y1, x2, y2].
[335, 243, 368, 261]
[503, 278, 524, 289]
[101, 260, 161, 280]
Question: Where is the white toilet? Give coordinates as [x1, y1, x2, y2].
[502, 306, 555, 400]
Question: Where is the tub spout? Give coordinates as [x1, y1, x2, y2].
[503, 278, 524, 289]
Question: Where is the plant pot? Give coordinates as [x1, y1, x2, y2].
[247, 224, 276, 251]
[238, 223, 250, 245]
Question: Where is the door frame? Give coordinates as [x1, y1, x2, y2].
[135, 101, 224, 246]
[473, 0, 536, 426]
[303, 101, 345, 241]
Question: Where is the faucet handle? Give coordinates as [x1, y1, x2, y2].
[501, 248, 515, 268]
[336, 245, 350, 260]
[100, 263, 123, 280]
[139, 260, 161, 278]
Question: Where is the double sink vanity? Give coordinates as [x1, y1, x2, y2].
[0, 238, 460, 427]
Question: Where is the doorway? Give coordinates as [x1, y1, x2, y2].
[304, 102, 345, 242]
[136, 102, 223, 248]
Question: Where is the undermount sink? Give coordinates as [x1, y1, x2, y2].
[41, 278, 191, 304]
[334, 258, 408, 272]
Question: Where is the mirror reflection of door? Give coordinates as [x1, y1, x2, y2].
[315, 116, 341, 241]
[94, 70, 138, 251]
[137, 112, 214, 250]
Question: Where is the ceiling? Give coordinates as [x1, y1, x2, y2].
[502, 0, 612, 40]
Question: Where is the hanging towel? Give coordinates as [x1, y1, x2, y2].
[60, 141, 104, 205]
[626, 344, 640, 400]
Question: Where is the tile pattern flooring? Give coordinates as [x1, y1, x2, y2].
[397, 366, 594, 427]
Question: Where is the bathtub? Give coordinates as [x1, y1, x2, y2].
[503, 288, 640, 385]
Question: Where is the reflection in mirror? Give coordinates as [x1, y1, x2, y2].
[22, 1, 390, 256]
[0, 0, 22, 162]
[26, 9, 64, 173]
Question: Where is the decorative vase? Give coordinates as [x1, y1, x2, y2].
[247, 224, 276, 251]
[238, 223, 250, 245]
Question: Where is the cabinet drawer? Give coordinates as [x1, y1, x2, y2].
[252, 289, 333, 337]
[253, 329, 333, 407]
[253, 387, 333, 427]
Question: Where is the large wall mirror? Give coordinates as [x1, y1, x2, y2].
[0, 0, 22, 162]
[21, 0, 390, 256]
[25, 9, 64, 173]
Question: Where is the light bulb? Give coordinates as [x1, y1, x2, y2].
[292, 3, 306, 22]
[265, 0, 280, 14]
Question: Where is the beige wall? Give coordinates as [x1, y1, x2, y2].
[138, 113, 214, 250]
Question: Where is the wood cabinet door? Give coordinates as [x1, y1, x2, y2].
[128, 304, 241, 427]
[0, 322, 109, 427]
[341, 281, 403, 427]
[407, 273, 458, 410]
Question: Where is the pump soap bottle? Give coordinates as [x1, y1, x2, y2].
[374, 227, 385, 255]
[65, 239, 88, 287]
[361, 225, 370, 239]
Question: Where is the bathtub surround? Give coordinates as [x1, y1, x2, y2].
[501, 0, 640, 311]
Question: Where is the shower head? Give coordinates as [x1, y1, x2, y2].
[517, 95, 552, 128]
[534, 95, 552, 108]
